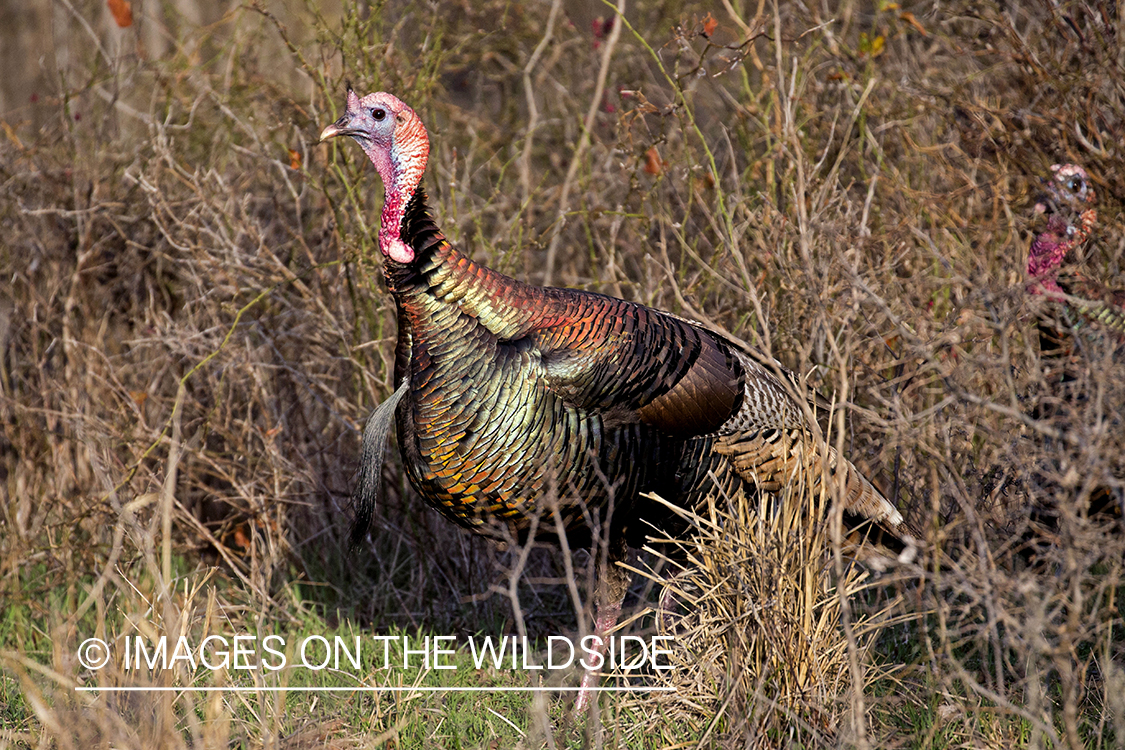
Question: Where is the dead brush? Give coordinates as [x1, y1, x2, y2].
[4, 0, 1125, 745]
[616, 430, 913, 747]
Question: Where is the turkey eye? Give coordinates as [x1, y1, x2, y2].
[1067, 177, 1083, 192]
[371, 108, 386, 121]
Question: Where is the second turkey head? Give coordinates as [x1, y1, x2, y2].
[1027, 164, 1098, 298]
[320, 89, 430, 264]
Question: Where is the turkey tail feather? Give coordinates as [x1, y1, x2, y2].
[714, 430, 915, 560]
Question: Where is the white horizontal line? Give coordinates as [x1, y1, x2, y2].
[75, 686, 676, 693]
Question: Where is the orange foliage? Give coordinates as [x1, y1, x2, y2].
[107, 0, 132, 28]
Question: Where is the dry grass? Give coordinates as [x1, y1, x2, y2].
[1, 0, 1124, 747]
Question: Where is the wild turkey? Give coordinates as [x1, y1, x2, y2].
[319, 89, 915, 710]
[1027, 164, 1124, 363]
[1022, 163, 1123, 548]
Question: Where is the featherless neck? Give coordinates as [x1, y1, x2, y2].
[1027, 216, 1072, 297]
[375, 111, 429, 265]
[382, 185, 446, 285]
[1027, 209, 1096, 298]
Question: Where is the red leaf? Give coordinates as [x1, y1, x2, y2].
[644, 147, 663, 176]
[702, 13, 718, 37]
[288, 149, 302, 170]
[107, 0, 133, 28]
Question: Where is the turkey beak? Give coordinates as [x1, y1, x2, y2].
[1033, 191, 1058, 217]
[319, 115, 352, 142]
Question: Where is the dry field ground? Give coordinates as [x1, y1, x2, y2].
[1, 0, 1124, 747]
